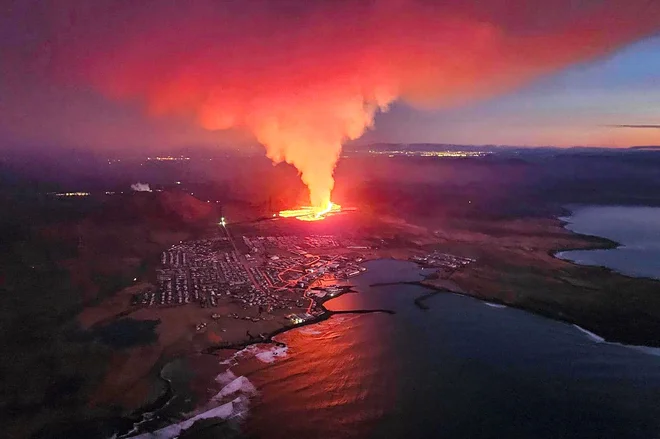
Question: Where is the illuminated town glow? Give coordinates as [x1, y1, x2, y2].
[367, 150, 489, 158]
[147, 156, 191, 161]
[279, 202, 342, 221]
[55, 192, 90, 197]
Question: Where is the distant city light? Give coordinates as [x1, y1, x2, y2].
[366, 150, 489, 158]
[147, 156, 191, 161]
[54, 192, 90, 197]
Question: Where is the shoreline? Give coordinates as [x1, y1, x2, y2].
[121, 287, 396, 437]
[119, 210, 660, 437]
[202, 289, 395, 354]
[122, 244, 660, 437]
[572, 323, 660, 356]
[117, 364, 174, 438]
[374, 277, 660, 350]
[551, 205, 660, 282]
[367, 211, 660, 348]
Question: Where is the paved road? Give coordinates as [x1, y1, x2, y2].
[221, 224, 262, 292]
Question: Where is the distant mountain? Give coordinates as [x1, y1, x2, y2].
[348, 143, 660, 156]
[629, 146, 660, 151]
[347, 143, 502, 152]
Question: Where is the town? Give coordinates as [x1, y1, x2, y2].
[132, 233, 367, 325]
[410, 251, 476, 277]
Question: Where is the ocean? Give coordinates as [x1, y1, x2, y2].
[556, 205, 660, 280]
[164, 258, 660, 439]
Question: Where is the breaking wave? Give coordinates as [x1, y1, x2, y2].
[220, 342, 290, 366]
[483, 302, 507, 309]
[573, 324, 660, 357]
[573, 324, 605, 343]
[255, 345, 288, 363]
[215, 370, 238, 385]
[128, 396, 249, 439]
[213, 376, 257, 400]
[126, 343, 288, 439]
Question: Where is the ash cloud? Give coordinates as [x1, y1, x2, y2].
[8, 0, 660, 207]
[610, 125, 660, 129]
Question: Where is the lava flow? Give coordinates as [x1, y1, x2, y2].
[279, 202, 342, 222]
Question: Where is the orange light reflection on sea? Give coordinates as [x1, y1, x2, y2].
[229, 294, 398, 438]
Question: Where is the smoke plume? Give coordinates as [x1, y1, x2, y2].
[39, 0, 660, 207]
[131, 183, 152, 192]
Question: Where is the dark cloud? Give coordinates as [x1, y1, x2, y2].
[610, 124, 660, 129]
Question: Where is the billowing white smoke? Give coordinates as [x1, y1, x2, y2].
[130, 182, 152, 192]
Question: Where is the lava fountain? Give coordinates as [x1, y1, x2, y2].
[279, 201, 342, 221]
[41, 0, 660, 221]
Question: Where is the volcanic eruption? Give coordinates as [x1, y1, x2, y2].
[37, 0, 660, 216]
[278, 201, 343, 222]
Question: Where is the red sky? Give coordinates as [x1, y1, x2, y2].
[1, 0, 659, 203]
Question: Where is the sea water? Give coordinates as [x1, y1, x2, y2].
[556, 205, 660, 279]
[235, 259, 660, 439]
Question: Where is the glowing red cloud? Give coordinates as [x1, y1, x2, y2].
[46, 0, 660, 207]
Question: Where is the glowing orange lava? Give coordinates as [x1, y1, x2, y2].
[279, 202, 342, 221]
